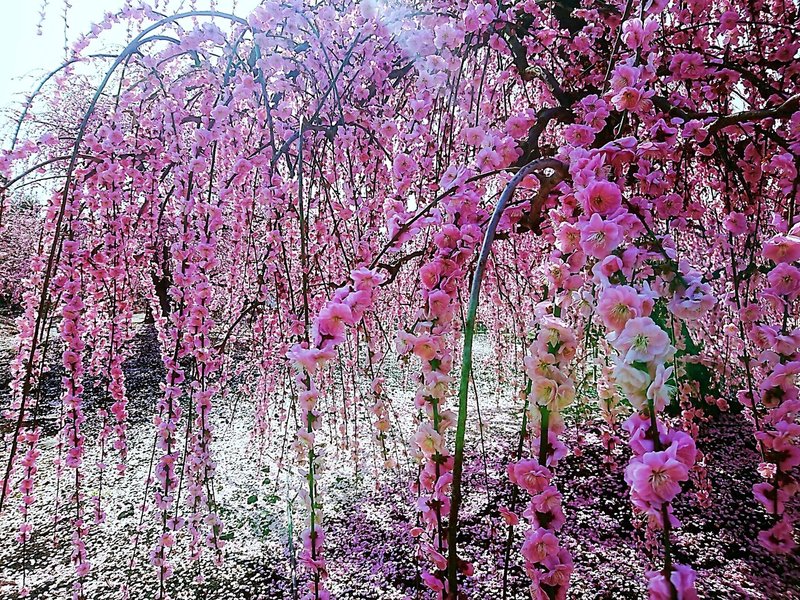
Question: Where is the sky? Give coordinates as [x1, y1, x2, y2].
[0, 0, 262, 119]
[0, 1, 123, 112]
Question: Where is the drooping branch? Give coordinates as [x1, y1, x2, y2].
[446, 157, 568, 597]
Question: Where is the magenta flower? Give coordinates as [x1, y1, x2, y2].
[524, 486, 566, 530]
[508, 460, 552, 495]
[767, 263, 800, 299]
[521, 527, 560, 564]
[753, 482, 789, 514]
[758, 518, 798, 554]
[646, 564, 699, 599]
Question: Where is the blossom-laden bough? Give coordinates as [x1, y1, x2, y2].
[0, 0, 798, 598]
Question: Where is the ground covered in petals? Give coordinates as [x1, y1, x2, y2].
[1, 317, 796, 599]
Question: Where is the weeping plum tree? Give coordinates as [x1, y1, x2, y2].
[0, 0, 798, 598]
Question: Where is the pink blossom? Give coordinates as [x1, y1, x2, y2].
[614, 317, 673, 364]
[521, 527, 560, 564]
[647, 363, 674, 412]
[613, 358, 651, 409]
[611, 86, 651, 112]
[719, 9, 739, 31]
[753, 482, 789, 514]
[498, 505, 519, 526]
[622, 17, 660, 50]
[421, 572, 444, 592]
[540, 548, 573, 591]
[723, 212, 749, 234]
[288, 345, 336, 374]
[530, 375, 558, 408]
[646, 564, 699, 600]
[579, 213, 624, 259]
[626, 447, 689, 506]
[577, 180, 622, 216]
[764, 234, 800, 264]
[414, 423, 445, 458]
[314, 301, 354, 344]
[669, 52, 707, 80]
[524, 486, 566, 530]
[392, 153, 417, 179]
[663, 430, 697, 468]
[597, 285, 646, 333]
[758, 518, 798, 554]
[508, 460, 552, 495]
[767, 263, 800, 298]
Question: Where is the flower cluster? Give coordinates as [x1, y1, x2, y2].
[0, 0, 798, 597]
[750, 226, 800, 554]
[609, 309, 700, 598]
[398, 189, 484, 596]
[511, 315, 576, 599]
[57, 234, 92, 594]
[288, 267, 384, 600]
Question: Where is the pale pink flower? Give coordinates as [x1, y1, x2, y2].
[579, 213, 623, 259]
[351, 267, 385, 289]
[668, 279, 716, 320]
[462, 126, 485, 146]
[75, 561, 91, 578]
[556, 223, 582, 253]
[597, 285, 644, 334]
[288, 344, 336, 374]
[622, 16, 660, 50]
[625, 446, 689, 505]
[530, 375, 559, 408]
[426, 289, 452, 319]
[623, 413, 664, 455]
[414, 423, 444, 458]
[647, 363, 674, 412]
[764, 234, 800, 264]
[614, 317, 673, 364]
[669, 52, 707, 80]
[613, 358, 651, 409]
[540, 548, 573, 591]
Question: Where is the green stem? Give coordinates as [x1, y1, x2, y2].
[538, 407, 550, 467]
